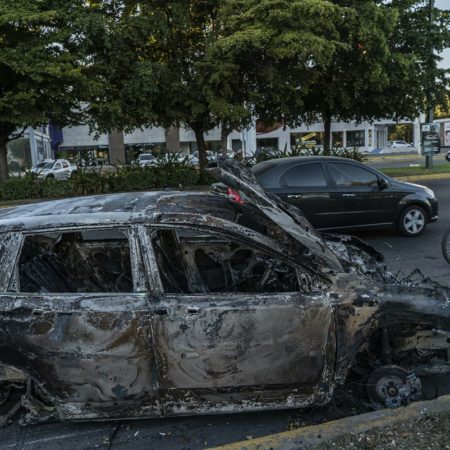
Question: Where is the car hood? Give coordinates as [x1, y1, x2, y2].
[389, 178, 429, 193]
[209, 158, 343, 272]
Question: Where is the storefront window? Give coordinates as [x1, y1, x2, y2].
[290, 132, 324, 149]
[257, 138, 279, 150]
[332, 132, 343, 147]
[7, 138, 32, 172]
[346, 130, 365, 147]
[232, 139, 242, 151]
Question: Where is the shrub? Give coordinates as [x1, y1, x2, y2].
[0, 159, 210, 202]
[0, 175, 41, 200]
[249, 144, 367, 164]
[41, 179, 74, 198]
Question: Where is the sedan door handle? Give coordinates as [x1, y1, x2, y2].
[342, 193, 356, 197]
[287, 194, 303, 199]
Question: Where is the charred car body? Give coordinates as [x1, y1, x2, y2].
[0, 159, 449, 425]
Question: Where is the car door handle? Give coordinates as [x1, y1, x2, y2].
[342, 193, 356, 197]
[287, 194, 303, 199]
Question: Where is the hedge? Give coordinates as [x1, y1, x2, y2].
[0, 164, 213, 202]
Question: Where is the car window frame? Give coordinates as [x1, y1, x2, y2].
[325, 161, 382, 191]
[277, 162, 333, 190]
[143, 223, 311, 297]
[7, 224, 147, 295]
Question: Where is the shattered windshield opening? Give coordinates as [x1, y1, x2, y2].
[18, 229, 133, 293]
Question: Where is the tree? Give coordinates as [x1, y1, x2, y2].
[214, 0, 347, 138]
[289, 0, 450, 154]
[384, 0, 450, 123]
[0, 0, 97, 181]
[83, 0, 347, 171]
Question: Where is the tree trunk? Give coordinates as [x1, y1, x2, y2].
[193, 127, 208, 182]
[221, 123, 229, 157]
[323, 114, 332, 156]
[0, 140, 9, 182]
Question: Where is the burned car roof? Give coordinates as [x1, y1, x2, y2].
[0, 191, 247, 232]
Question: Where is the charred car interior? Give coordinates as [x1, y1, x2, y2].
[19, 230, 133, 293]
[0, 158, 449, 426]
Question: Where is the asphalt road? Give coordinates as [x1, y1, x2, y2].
[1, 179, 449, 450]
[354, 178, 450, 287]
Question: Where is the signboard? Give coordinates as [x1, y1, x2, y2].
[445, 122, 450, 147]
[421, 123, 440, 155]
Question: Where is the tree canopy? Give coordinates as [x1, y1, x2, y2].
[0, 0, 98, 180]
[1, 0, 450, 179]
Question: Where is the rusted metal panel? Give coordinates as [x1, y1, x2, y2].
[152, 293, 334, 391]
[0, 294, 160, 420]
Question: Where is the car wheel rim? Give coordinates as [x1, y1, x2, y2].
[404, 210, 425, 234]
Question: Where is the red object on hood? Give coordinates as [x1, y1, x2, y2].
[227, 188, 244, 205]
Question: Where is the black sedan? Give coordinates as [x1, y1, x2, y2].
[253, 156, 438, 236]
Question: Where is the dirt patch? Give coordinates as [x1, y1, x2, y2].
[317, 411, 450, 450]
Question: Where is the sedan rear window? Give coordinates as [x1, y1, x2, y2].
[281, 163, 327, 187]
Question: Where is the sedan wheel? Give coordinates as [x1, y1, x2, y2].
[399, 206, 426, 236]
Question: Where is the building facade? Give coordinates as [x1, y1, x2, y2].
[54, 118, 422, 164]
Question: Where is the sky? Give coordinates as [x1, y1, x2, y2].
[436, 0, 450, 69]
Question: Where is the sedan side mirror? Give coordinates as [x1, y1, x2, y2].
[378, 178, 388, 190]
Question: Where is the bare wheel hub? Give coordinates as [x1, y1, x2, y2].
[368, 365, 422, 408]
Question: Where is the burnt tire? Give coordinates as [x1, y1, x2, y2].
[398, 205, 427, 237]
[367, 365, 421, 408]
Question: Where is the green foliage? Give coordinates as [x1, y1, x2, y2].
[0, 161, 207, 201]
[0, 176, 42, 200]
[0, 0, 100, 180]
[69, 170, 107, 196]
[250, 145, 366, 164]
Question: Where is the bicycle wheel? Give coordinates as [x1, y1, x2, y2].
[442, 228, 450, 264]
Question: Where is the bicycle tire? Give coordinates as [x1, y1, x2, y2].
[442, 228, 450, 264]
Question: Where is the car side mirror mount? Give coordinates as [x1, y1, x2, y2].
[378, 178, 388, 190]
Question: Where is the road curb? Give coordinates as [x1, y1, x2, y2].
[210, 395, 450, 450]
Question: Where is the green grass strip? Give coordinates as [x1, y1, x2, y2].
[380, 162, 450, 177]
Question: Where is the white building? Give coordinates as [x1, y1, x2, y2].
[57, 118, 421, 163]
[7, 126, 53, 172]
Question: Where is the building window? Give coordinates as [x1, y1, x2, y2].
[231, 139, 242, 151]
[346, 130, 365, 147]
[290, 132, 324, 149]
[332, 132, 343, 147]
[257, 138, 279, 151]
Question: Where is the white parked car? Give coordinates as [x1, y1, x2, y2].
[31, 159, 77, 180]
[136, 153, 157, 167]
[387, 140, 413, 148]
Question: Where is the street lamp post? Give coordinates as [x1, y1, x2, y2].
[425, 0, 435, 169]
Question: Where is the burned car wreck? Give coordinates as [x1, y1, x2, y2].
[0, 159, 449, 425]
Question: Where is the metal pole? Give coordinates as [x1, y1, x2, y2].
[425, 0, 435, 169]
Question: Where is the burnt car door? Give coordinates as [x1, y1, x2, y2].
[0, 226, 160, 421]
[143, 224, 335, 415]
